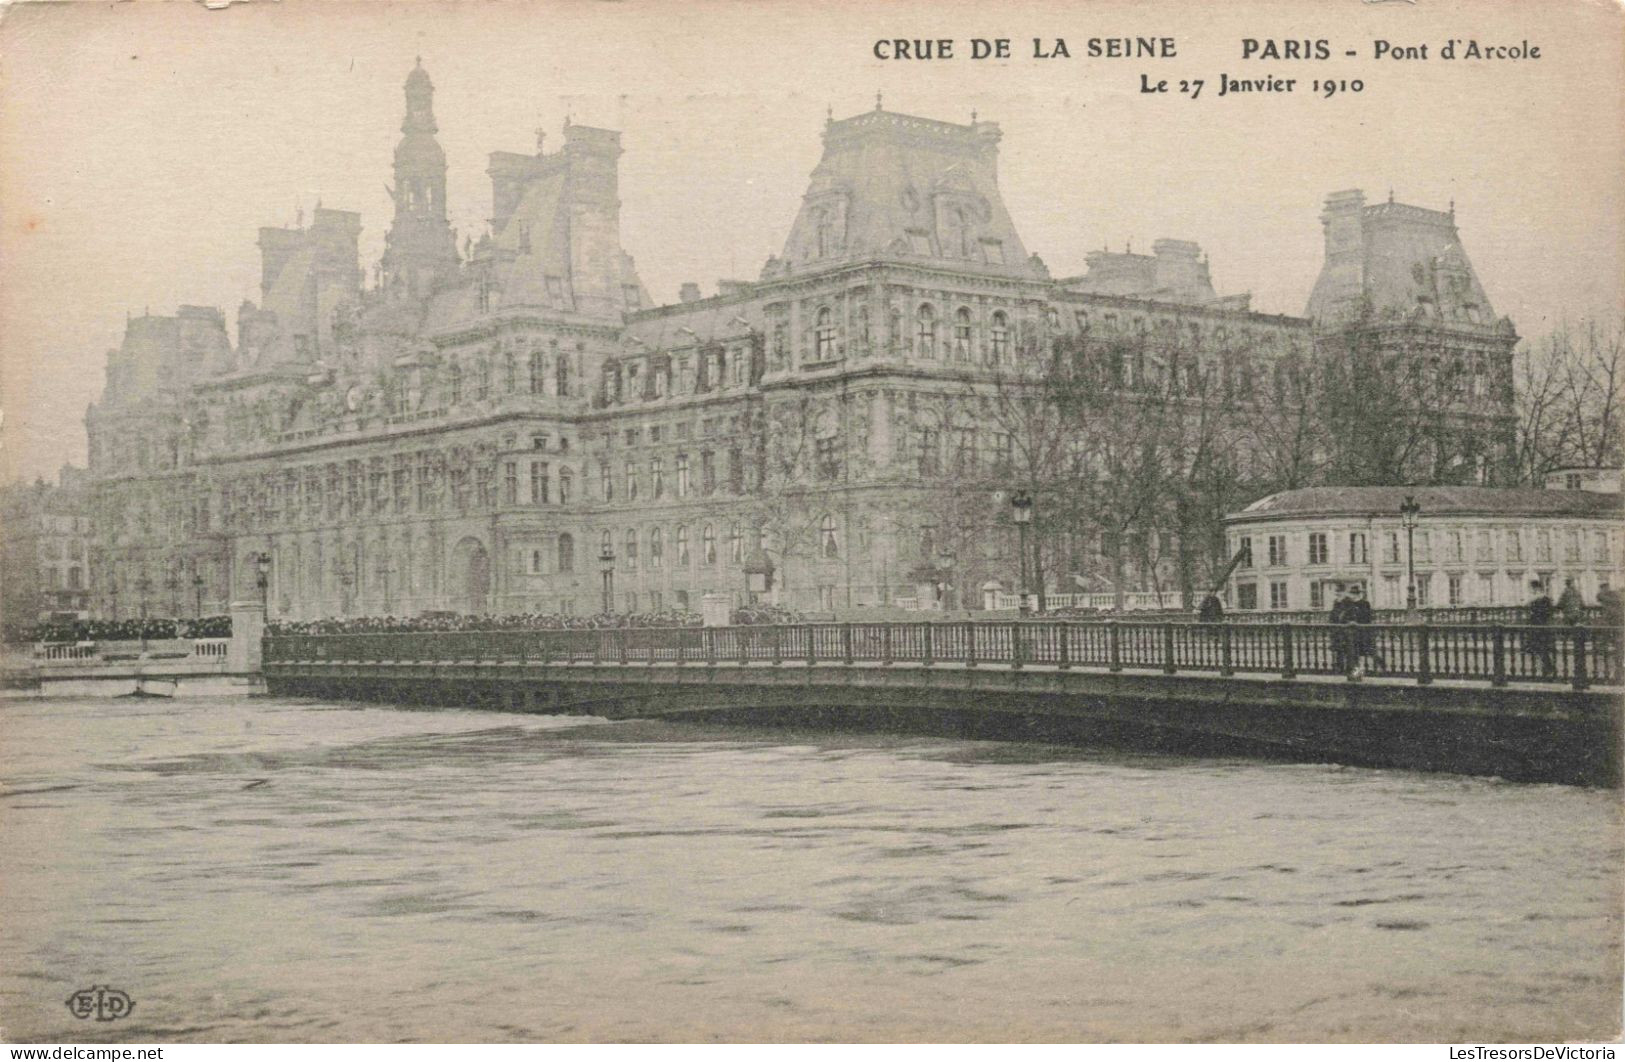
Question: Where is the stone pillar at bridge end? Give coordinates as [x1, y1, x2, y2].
[227, 601, 266, 673]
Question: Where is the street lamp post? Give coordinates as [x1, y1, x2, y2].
[255, 552, 271, 615]
[1011, 491, 1033, 616]
[165, 570, 179, 618]
[937, 548, 957, 611]
[599, 545, 616, 614]
[193, 573, 205, 618]
[1400, 494, 1421, 618]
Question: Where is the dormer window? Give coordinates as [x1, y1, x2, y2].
[815, 307, 836, 360]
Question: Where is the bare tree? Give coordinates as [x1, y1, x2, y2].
[1511, 315, 1623, 482]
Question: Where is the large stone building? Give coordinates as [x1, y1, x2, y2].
[0, 466, 93, 627]
[83, 65, 1518, 620]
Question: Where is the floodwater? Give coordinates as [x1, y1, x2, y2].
[0, 694, 1618, 1043]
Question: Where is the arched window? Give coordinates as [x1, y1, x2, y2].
[601, 529, 613, 558]
[447, 361, 463, 404]
[815, 307, 836, 361]
[675, 525, 690, 565]
[729, 522, 743, 563]
[556, 354, 571, 397]
[702, 524, 716, 564]
[954, 307, 973, 359]
[991, 311, 1010, 360]
[624, 528, 639, 568]
[915, 304, 936, 357]
[558, 533, 575, 572]
[649, 527, 664, 567]
[529, 350, 544, 394]
[820, 514, 839, 559]
[504, 352, 517, 393]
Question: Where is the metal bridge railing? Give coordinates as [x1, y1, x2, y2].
[264, 620, 1621, 690]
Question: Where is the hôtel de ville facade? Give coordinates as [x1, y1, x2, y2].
[83, 63, 1519, 621]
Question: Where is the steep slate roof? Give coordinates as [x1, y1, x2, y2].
[773, 108, 1041, 279]
[1229, 486, 1622, 524]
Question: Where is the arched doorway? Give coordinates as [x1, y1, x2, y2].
[450, 536, 491, 615]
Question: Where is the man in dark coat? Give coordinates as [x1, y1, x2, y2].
[1328, 584, 1352, 673]
[1346, 584, 1381, 673]
[1197, 593, 1225, 623]
[1526, 579, 1556, 678]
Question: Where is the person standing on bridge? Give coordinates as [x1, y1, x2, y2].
[1557, 577, 1585, 626]
[1197, 593, 1225, 623]
[1525, 579, 1557, 679]
[1329, 584, 1353, 674]
[1346, 584, 1382, 677]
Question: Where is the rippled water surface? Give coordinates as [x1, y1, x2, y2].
[0, 695, 1619, 1042]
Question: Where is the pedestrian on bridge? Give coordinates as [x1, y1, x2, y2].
[1329, 584, 1353, 674]
[1525, 580, 1557, 679]
[1346, 585, 1383, 676]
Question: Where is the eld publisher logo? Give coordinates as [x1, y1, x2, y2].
[65, 985, 135, 1022]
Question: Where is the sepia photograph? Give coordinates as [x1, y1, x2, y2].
[0, 0, 1621, 1047]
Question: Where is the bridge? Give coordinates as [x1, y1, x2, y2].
[263, 619, 1622, 787]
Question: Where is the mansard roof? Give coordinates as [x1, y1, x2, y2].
[770, 107, 1041, 281]
[1230, 485, 1620, 524]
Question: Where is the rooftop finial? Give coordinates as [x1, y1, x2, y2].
[971, 108, 978, 123]
[1448, 198, 1455, 216]
[1388, 188, 1394, 204]
[415, 55, 422, 68]
[875, 91, 883, 112]
[826, 104, 833, 123]
[536, 128, 546, 153]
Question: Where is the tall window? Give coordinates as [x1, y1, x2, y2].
[855, 305, 870, 352]
[729, 522, 743, 563]
[601, 529, 612, 559]
[1269, 580, 1289, 610]
[1384, 531, 1401, 564]
[675, 525, 690, 565]
[1267, 535, 1287, 567]
[701, 451, 716, 495]
[652, 457, 665, 499]
[917, 428, 940, 476]
[504, 352, 517, 393]
[624, 528, 639, 569]
[675, 454, 690, 497]
[1308, 532, 1328, 565]
[1476, 530, 1493, 562]
[556, 355, 571, 397]
[447, 361, 463, 404]
[953, 307, 972, 360]
[531, 462, 549, 504]
[503, 462, 518, 505]
[990, 311, 1009, 360]
[649, 527, 664, 568]
[600, 461, 614, 501]
[702, 524, 716, 564]
[1447, 531, 1465, 563]
[558, 533, 574, 573]
[529, 350, 544, 394]
[915, 304, 936, 358]
[955, 429, 977, 473]
[626, 461, 639, 501]
[559, 469, 572, 504]
[820, 514, 839, 559]
[1348, 532, 1368, 565]
[815, 307, 836, 360]
[1507, 530, 1522, 561]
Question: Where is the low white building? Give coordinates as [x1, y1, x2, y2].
[1224, 486, 1623, 613]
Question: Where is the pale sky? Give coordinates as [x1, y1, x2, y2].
[2, 0, 1621, 484]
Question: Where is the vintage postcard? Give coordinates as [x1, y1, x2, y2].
[0, 0, 1620, 1047]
